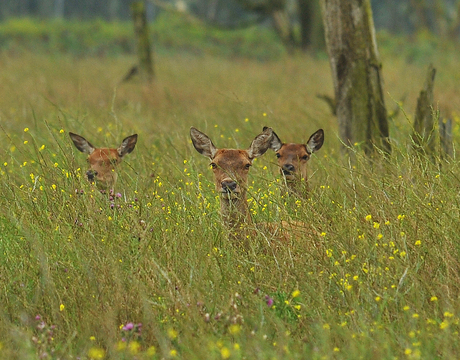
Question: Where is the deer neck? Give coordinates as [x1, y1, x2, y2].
[285, 177, 309, 198]
[220, 191, 251, 230]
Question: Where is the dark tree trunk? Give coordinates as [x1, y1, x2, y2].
[411, 64, 436, 157]
[298, 0, 313, 50]
[321, 0, 390, 156]
[131, 1, 154, 82]
[298, 0, 324, 51]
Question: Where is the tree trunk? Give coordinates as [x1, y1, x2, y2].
[439, 117, 453, 159]
[411, 64, 436, 157]
[271, 8, 296, 51]
[321, 0, 390, 156]
[298, 0, 323, 51]
[131, 1, 154, 82]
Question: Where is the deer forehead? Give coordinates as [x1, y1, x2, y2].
[213, 149, 252, 167]
[88, 148, 120, 165]
[278, 144, 309, 159]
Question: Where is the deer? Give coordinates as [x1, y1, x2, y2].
[264, 127, 324, 196]
[190, 126, 273, 234]
[69, 132, 138, 191]
[190, 127, 321, 245]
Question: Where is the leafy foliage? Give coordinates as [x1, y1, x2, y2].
[0, 13, 286, 59]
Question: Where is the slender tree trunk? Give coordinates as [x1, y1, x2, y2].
[298, 0, 313, 50]
[439, 117, 453, 159]
[411, 64, 436, 157]
[271, 8, 296, 51]
[321, 0, 390, 156]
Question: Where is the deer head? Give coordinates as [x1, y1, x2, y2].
[69, 132, 138, 190]
[265, 127, 324, 190]
[190, 127, 273, 228]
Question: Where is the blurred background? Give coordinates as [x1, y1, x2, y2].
[1, 0, 460, 51]
[1, 0, 460, 37]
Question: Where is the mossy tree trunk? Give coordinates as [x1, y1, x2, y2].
[131, 1, 154, 82]
[411, 64, 436, 157]
[321, 0, 390, 156]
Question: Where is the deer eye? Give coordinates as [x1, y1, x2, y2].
[210, 163, 217, 169]
[275, 153, 281, 158]
[245, 164, 251, 170]
[301, 155, 309, 160]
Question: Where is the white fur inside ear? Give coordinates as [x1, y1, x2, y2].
[247, 128, 273, 159]
[306, 129, 324, 154]
[69, 133, 95, 155]
[118, 134, 138, 157]
[268, 130, 283, 152]
[190, 127, 217, 159]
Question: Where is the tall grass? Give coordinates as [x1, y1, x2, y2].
[1, 40, 460, 359]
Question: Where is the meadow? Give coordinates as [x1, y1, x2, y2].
[1, 18, 460, 359]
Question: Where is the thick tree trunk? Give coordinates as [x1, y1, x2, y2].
[131, 1, 154, 82]
[321, 0, 390, 155]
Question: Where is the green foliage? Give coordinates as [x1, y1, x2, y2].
[0, 18, 134, 56]
[1, 46, 460, 359]
[0, 13, 286, 59]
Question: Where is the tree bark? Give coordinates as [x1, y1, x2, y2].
[298, 0, 323, 51]
[131, 1, 154, 82]
[321, 0, 390, 156]
[439, 117, 453, 159]
[411, 64, 436, 157]
[298, 0, 313, 49]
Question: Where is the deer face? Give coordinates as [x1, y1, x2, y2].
[69, 132, 138, 190]
[265, 127, 324, 182]
[209, 149, 252, 199]
[190, 127, 273, 200]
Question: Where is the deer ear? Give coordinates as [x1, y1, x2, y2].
[263, 126, 283, 151]
[118, 134, 138, 157]
[69, 132, 95, 155]
[190, 127, 218, 159]
[247, 127, 273, 159]
[306, 129, 324, 154]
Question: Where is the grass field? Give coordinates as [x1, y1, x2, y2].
[1, 28, 460, 359]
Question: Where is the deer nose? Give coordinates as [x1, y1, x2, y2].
[221, 180, 237, 193]
[86, 170, 98, 181]
[282, 164, 295, 174]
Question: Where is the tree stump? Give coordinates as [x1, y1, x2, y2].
[411, 64, 436, 157]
